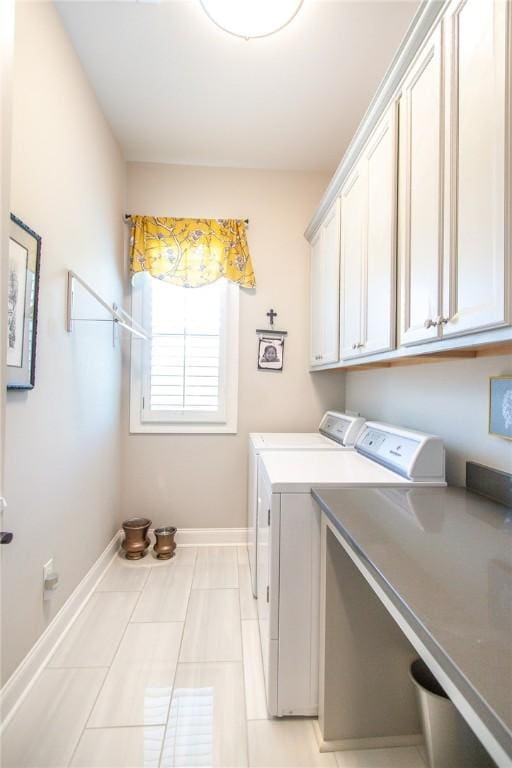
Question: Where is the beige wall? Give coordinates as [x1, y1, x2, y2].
[1, 2, 125, 682]
[345, 354, 512, 487]
[0, 0, 15, 511]
[122, 162, 345, 529]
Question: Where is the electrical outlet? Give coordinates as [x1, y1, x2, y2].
[43, 558, 59, 600]
[43, 558, 54, 582]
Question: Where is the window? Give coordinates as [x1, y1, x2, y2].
[130, 274, 239, 433]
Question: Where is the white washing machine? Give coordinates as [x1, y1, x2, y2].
[257, 421, 446, 717]
[247, 412, 366, 598]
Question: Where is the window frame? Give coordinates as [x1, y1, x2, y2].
[129, 275, 239, 434]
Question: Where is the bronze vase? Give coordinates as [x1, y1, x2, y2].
[121, 518, 152, 560]
[154, 526, 177, 560]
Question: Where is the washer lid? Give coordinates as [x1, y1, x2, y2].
[260, 450, 424, 493]
[250, 432, 343, 451]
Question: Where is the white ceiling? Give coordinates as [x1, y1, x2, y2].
[56, 0, 419, 172]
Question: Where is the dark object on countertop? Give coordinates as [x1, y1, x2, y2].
[121, 518, 152, 559]
[154, 526, 177, 560]
[466, 462, 512, 509]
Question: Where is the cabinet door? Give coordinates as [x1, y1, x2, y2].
[309, 231, 323, 366]
[340, 167, 365, 360]
[399, 26, 444, 346]
[362, 103, 398, 356]
[309, 200, 340, 367]
[442, 0, 509, 336]
[320, 200, 341, 364]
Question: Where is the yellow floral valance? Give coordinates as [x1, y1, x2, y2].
[129, 216, 256, 289]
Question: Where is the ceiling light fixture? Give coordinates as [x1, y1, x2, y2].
[199, 0, 304, 40]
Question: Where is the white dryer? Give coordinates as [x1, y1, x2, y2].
[257, 421, 446, 718]
[247, 412, 365, 597]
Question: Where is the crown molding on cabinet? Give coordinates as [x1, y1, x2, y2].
[304, 0, 446, 243]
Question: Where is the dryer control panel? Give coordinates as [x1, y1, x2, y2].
[356, 422, 445, 482]
[319, 411, 365, 447]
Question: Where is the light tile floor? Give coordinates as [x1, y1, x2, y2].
[1, 546, 428, 768]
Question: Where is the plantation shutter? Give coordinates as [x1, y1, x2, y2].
[143, 278, 226, 419]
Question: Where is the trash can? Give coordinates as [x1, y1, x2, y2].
[410, 659, 495, 768]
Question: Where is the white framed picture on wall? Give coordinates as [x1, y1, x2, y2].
[258, 335, 284, 372]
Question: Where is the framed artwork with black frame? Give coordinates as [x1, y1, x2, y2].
[7, 214, 41, 389]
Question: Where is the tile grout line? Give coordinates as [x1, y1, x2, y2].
[246, 606, 270, 722]
[129, 562, 158, 620]
[64, 670, 109, 767]
[39, 664, 111, 671]
[124, 619, 187, 625]
[237, 556, 251, 766]
[416, 744, 428, 767]
[66, 556, 152, 767]
[191, 545, 240, 591]
[48, 570, 150, 671]
[239, 562, 258, 621]
[156, 545, 198, 768]
[171, 658, 244, 665]
[75, 723, 167, 732]
[129, 561, 196, 623]
[189, 585, 240, 591]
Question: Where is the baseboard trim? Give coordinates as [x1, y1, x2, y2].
[0, 530, 122, 731]
[312, 720, 424, 753]
[176, 527, 248, 546]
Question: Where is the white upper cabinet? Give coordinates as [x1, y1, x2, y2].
[362, 104, 398, 356]
[309, 199, 340, 366]
[399, 26, 444, 346]
[340, 103, 398, 359]
[400, 0, 510, 347]
[441, 0, 509, 337]
[340, 167, 365, 359]
[307, 0, 511, 366]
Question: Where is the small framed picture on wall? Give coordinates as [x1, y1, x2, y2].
[489, 375, 512, 440]
[258, 336, 284, 372]
[7, 214, 41, 390]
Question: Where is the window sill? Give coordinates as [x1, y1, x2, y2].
[129, 419, 238, 435]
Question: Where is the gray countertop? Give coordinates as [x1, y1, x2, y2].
[312, 485, 512, 763]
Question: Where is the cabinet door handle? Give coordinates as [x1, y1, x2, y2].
[424, 318, 435, 329]
[357, 342, 365, 349]
[435, 316, 450, 327]
[352, 343, 358, 350]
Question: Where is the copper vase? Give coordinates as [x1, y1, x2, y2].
[121, 517, 152, 560]
[154, 526, 177, 560]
